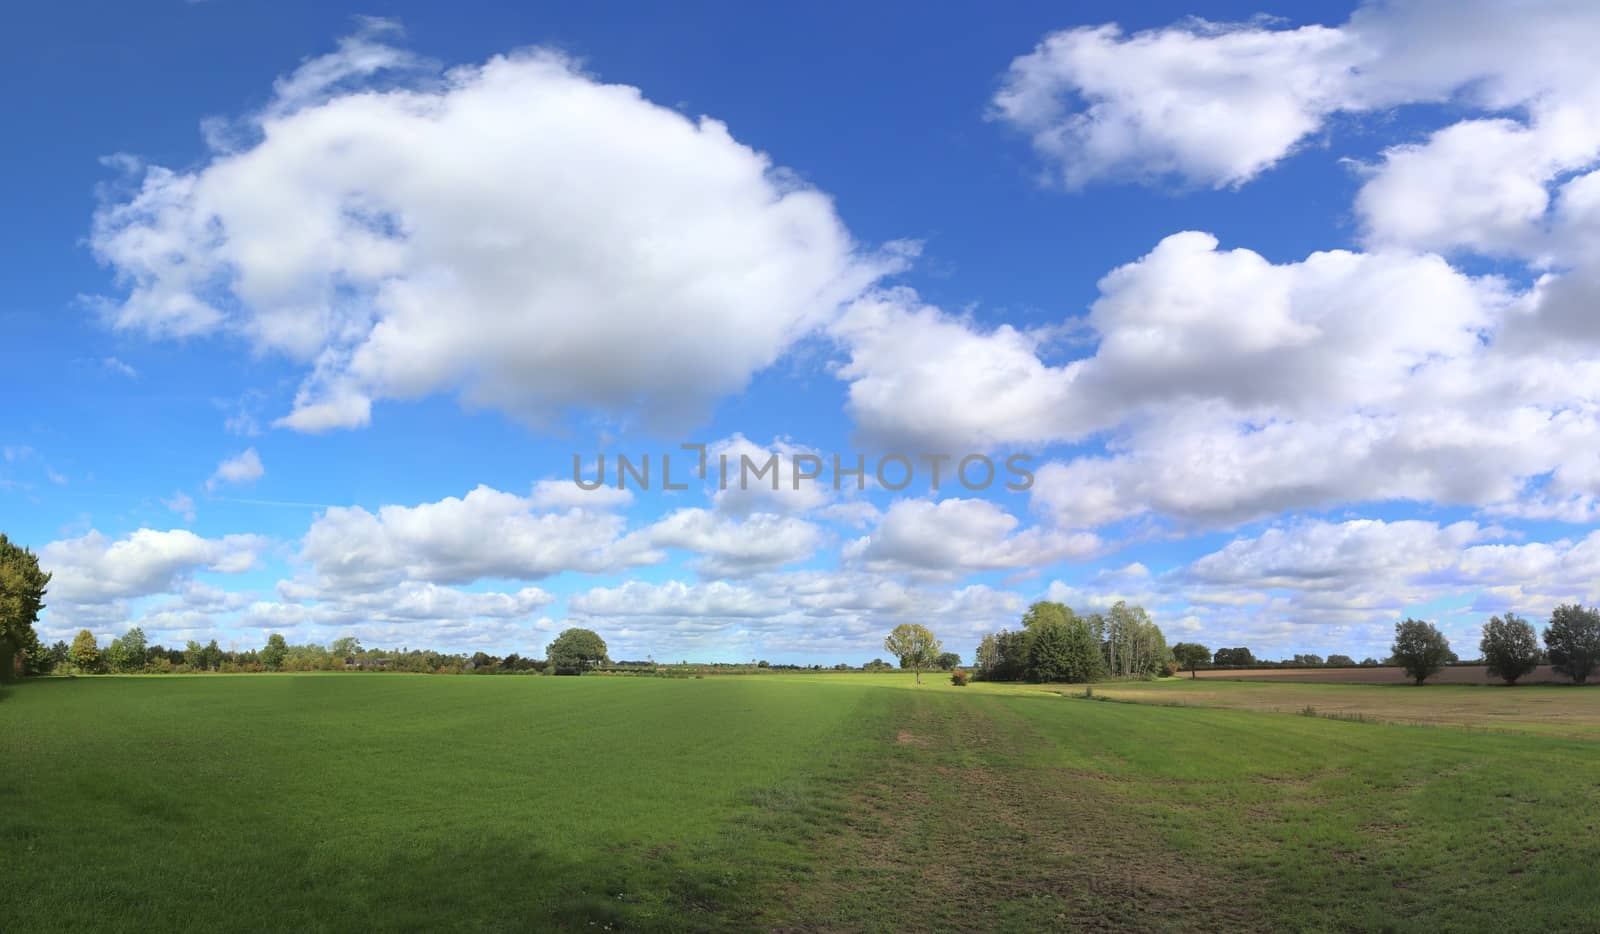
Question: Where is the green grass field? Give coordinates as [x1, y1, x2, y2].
[5, 673, 1600, 931]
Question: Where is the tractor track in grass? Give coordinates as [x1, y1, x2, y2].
[765, 691, 1266, 933]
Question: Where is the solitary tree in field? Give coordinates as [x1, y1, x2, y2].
[1172, 642, 1210, 678]
[1391, 619, 1452, 685]
[1480, 613, 1540, 685]
[69, 629, 100, 673]
[547, 628, 609, 675]
[1544, 604, 1600, 685]
[0, 533, 50, 681]
[883, 623, 941, 684]
[935, 652, 961, 671]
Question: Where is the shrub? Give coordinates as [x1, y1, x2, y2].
[949, 668, 970, 686]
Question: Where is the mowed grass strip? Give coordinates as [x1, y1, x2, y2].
[773, 686, 1600, 932]
[6, 674, 1600, 931]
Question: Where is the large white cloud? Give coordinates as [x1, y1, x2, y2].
[90, 24, 898, 432]
[830, 292, 1082, 450]
[287, 485, 660, 596]
[977, 4, 1600, 533]
[995, 1, 1600, 193]
[642, 508, 823, 578]
[834, 229, 1600, 531]
[837, 234, 1505, 448]
[843, 498, 1099, 576]
[993, 20, 1361, 188]
[41, 528, 266, 604]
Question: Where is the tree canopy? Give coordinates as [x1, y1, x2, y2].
[1544, 604, 1600, 685]
[1171, 642, 1210, 678]
[884, 623, 941, 684]
[261, 633, 289, 671]
[1213, 647, 1255, 668]
[1391, 619, 1452, 685]
[547, 628, 609, 675]
[69, 629, 100, 672]
[0, 533, 51, 681]
[1025, 611, 1102, 683]
[1480, 613, 1540, 685]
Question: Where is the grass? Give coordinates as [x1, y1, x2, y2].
[4, 673, 1600, 930]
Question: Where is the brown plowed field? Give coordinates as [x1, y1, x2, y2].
[1191, 665, 1575, 684]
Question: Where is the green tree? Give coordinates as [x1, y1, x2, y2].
[329, 636, 362, 659]
[104, 637, 129, 673]
[1480, 613, 1540, 685]
[1172, 642, 1210, 678]
[974, 629, 1032, 681]
[116, 627, 147, 673]
[883, 623, 941, 685]
[1103, 602, 1168, 678]
[1022, 601, 1076, 632]
[69, 629, 100, 672]
[1326, 654, 1357, 667]
[974, 633, 999, 678]
[1213, 647, 1255, 667]
[547, 628, 609, 675]
[0, 533, 51, 681]
[1391, 619, 1452, 685]
[1026, 617, 1102, 683]
[935, 652, 961, 670]
[1544, 604, 1600, 685]
[260, 633, 289, 671]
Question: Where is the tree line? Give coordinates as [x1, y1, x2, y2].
[16, 626, 626, 677]
[1170, 607, 1600, 686]
[1391, 608, 1600, 685]
[11, 622, 959, 679]
[967, 600, 1171, 684]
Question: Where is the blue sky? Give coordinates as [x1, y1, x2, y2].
[6, 0, 1600, 663]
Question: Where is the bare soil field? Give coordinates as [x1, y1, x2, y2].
[1091, 677, 1600, 738]
[1191, 664, 1574, 684]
